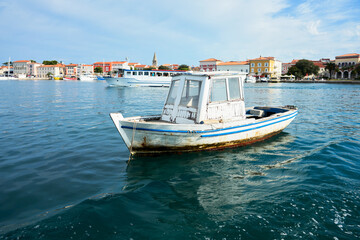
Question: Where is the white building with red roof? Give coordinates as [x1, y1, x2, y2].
[78, 64, 94, 75]
[65, 64, 78, 76]
[216, 61, 249, 73]
[37, 64, 65, 78]
[199, 58, 223, 72]
[13, 60, 32, 77]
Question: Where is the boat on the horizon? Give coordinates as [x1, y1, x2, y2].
[106, 69, 188, 87]
[110, 71, 298, 156]
[79, 74, 97, 81]
[63, 76, 77, 81]
[245, 75, 256, 83]
[0, 75, 17, 80]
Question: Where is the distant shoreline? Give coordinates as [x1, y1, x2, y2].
[281, 79, 360, 84]
[12, 78, 360, 84]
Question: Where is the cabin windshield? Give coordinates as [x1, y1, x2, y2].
[210, 77, 242, 102]
[166, 80, 179, 105]
[179, 80, 201, 108]
[210, 78, 227, 102]
[228, 77, 241, 100]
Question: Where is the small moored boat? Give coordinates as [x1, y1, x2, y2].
[79, 74, 97, 81]
[110, 72, 297, 155]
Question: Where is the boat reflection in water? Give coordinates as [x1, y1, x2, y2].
[124, 132, 295, 221]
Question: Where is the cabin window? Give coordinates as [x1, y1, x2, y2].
[126, 72, 131, 75]
[150, 72, 155, 76]
[157, 72, 163, 76]
[132, 72, 137, 75]
[144, 72, 149, 76]
[166, 80, 179, 105]
[163, 72, 169, 77]
[139, 72, 143, 75]
[228, 77, 240, 100]
[210, 78, 227, 102]
[179, 80, 201, 108]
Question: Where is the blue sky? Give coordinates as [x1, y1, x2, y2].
[0, 0, 359, 66]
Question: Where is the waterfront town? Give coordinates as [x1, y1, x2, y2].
[1, 52, 360, 81]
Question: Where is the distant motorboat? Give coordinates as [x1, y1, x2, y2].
[63, 76, 77, 81]
[106, 69, 188, 87]
[260, 77, 269, 82]
[79, 74, 97, 81]
[97, 76, 105, 81]
[245, 76, 256, 83]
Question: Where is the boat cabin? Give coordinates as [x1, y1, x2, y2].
[161, 72, 247, 124]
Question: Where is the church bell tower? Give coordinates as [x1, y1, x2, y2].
[152, 52, 158, 68]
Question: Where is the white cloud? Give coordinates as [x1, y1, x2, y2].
[0, 0, 359, 64]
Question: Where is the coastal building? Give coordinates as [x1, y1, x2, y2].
[13, 60, 31, 78]
[134, 64, 149, 70]
[216, 61, 249, 74]
[161, 64, 179, 70]
[334, 53, 360, 79]
[77, 64, 94, 75]
[128, 62, 141, 70]
[249, 57, 282, 79]
[93, 62, 112, 74]
[28, 62, 42, 77]
[282, 60, 298, 74]
[65, 64, 78, 76]
[112, 61, 130, 73]
[0, 66, 13, 76]
[312, 61, 328, 78]
[199, 58, 223, 72]
[37, 64, 65, 78]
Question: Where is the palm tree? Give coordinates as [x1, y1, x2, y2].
[325, 62, 337, 79]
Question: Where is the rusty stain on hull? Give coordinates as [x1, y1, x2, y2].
[131, 130, 284, 156]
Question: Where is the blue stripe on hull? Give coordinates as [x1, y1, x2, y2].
[201, 112, 297, 137]
[121, 111, 298, 136]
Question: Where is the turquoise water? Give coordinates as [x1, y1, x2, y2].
[0, 80, 359, 239]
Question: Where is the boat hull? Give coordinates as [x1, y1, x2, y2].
[110, 108, 297, 155]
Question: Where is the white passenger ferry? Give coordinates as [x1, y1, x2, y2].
[106, 69, 188, 87]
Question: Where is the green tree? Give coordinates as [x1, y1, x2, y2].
[46, 72, 53, 78]
[42, 60, 58, 65]
[2, 61, 13, 66]
[288, 59, 319, 79]
[178, 64, 189, 70]
[158, 65, 170, 70]
[287, 66, 302, 79]
[94, 67, 103, 73]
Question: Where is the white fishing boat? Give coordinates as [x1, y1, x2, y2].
[79, 74, 97, 81]
[110, 72, 298, 155]
[106, 69, 187, 87]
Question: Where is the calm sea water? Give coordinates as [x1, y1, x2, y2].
[0, 80, 359, 239]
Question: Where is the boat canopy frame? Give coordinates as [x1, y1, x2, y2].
[161, 72, 247, 124]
